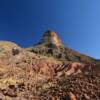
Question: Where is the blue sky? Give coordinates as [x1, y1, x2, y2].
[0, 0, 100, 59]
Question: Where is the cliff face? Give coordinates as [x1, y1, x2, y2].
[0, 31, 99, 100]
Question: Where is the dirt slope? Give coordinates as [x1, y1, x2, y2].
[0, 31, 99, 100]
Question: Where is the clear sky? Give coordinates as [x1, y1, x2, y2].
[0, 0, 100, 59]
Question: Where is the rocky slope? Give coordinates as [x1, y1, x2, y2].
[0, 30, 99, 100]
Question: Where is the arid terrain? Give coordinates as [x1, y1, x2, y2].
[0, 30, 99, 100]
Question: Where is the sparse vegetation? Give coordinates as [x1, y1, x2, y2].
[0, 31, 99, 99]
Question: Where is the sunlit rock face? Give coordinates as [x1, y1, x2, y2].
[40, 30, 63, 47]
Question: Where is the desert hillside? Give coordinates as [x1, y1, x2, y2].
[0, 31, 99, 100]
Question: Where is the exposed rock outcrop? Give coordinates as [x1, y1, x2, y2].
[28, 30, 97, 64]
[40, 30, 63, 47]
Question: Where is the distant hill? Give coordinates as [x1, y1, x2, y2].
[27, 30, 99, 64]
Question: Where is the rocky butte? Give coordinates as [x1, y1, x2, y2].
[0, 30, 99, 100]
[28, 30, 98, 64]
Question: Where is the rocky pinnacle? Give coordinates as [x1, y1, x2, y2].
[40, 30, 64, 47]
